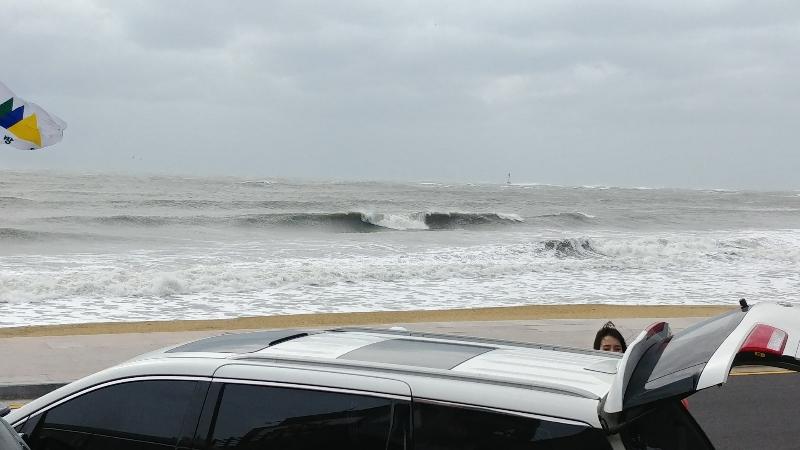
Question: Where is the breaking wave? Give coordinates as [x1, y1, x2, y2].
[531, 235, 785, 261]
[237, 212, 381, 231]
[238, 212, 524, 231]
[37, 212, 525, 232]
[423, 212, 524, 229]
[539, 238, 605, 258]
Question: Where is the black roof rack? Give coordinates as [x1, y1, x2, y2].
[167, 329, 317, 354]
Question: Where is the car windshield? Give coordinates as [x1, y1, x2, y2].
[619, 401, 712, 450]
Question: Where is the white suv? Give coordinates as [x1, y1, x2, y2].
[6, 301, 800, 450]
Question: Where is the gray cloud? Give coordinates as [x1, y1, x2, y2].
[1, 0, 799, 188]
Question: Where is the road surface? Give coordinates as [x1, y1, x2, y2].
[690, 370, 799, 449]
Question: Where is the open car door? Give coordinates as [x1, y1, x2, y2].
[600, 301, 800, 432]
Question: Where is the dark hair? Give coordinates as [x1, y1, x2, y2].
[593, 321, 627, 352]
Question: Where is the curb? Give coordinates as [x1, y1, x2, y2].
[0, 383, 66, 401]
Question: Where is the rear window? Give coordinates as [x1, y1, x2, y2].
[625, 310, 746, 408]
[620, 401, 713, 450]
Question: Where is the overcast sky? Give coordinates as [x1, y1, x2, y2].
[1, 1, 799, 188]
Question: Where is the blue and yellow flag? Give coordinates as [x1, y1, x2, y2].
[1, 81, 66, 150]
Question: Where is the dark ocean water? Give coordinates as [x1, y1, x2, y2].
[2, 170, 799, 326]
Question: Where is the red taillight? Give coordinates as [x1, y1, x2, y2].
[645, 321, 668, 338]
[740, 324, 788, 355]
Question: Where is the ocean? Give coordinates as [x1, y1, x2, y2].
[2, 170, 799, 327]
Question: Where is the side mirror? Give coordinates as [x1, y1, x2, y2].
[0, 403, 10, 417]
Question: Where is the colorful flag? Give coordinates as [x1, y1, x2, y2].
[1, 81, 66, 150]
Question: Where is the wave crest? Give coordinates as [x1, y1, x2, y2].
[540, 238, 604, 258]
[39, 211, 525, 233]
[237, 213, 380, 231]
[240, 212, 523, 231]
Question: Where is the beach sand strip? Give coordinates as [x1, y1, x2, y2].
[0, 304, 735, 338]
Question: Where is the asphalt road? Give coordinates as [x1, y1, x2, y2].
[690, 371, 799, 450]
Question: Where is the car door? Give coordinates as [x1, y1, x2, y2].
[196, 363, 413, 450]
[601, 301, 800, 431]
[15, 377, 208, 450]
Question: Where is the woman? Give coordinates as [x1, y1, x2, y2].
[593, 321, 627, 353]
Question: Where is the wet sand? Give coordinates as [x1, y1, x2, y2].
[0, 304, 735, 338]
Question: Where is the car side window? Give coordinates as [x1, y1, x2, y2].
[205, 383, 406, 450]
[28, 379, 197, 450]
[413, 401, 612, 450]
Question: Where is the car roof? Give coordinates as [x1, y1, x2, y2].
[158, 327, 621, 399]
[10, 327, 621, 428]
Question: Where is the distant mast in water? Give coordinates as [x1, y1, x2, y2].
[506, 172, 511, 185]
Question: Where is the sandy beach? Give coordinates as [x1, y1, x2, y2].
[0, 304, 734, 338]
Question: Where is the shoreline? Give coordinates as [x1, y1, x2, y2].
[0, 304, 735, 338]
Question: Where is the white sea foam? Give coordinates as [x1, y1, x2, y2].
[2, 230, 800, 326]
[360, 213, 429, 230]
[496, 213, 525, 222]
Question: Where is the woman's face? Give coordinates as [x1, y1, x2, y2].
[600, 335, 624, 353]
